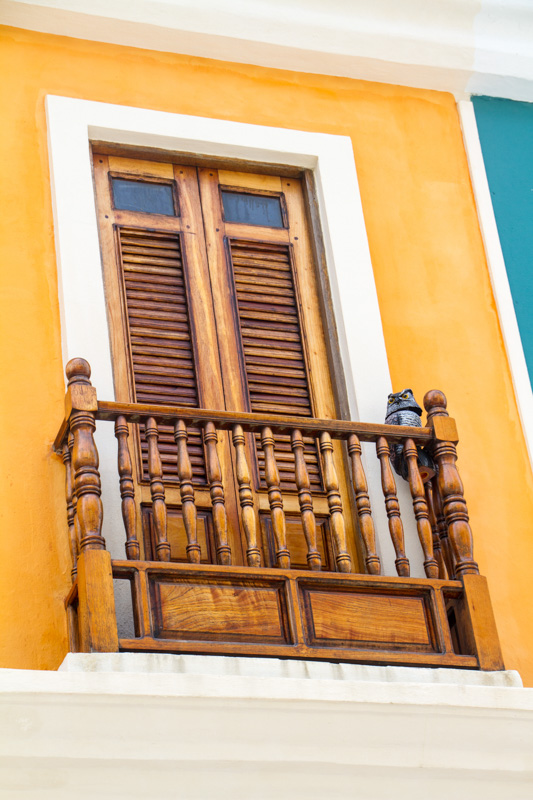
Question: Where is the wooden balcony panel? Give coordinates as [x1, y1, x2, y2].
[58, 359, 504, 672]
[109, 560, 480, 669]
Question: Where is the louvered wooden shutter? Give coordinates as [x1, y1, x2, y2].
[228, 238, 322, 491]
[117, 226, 206, 484]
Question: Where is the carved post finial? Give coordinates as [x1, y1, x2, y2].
[66, 358, 92, 386]
[424, 390, 447, 424]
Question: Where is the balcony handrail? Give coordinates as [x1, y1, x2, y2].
[54, 399, 433, 453]
[54, 357, 473, 579]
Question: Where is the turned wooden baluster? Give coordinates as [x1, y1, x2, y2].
[203, 422, 231, 565]
[404, 438, 439, 578]
[319, 432, 351, 572]
[232, 425, 261, 567]
[114, 415, 140, 560]
[290, 429, 320, 570]
[347, 434, 380, 575]
[431, 476, 455, 578]
[424, 391, 479, 576]
[425, 480, 448, 579]
[261, 427, 290, 569]
[174, 419, 201, 563]
[62, 436, 78, 579]
[145, 417, 171, 562]
[66, 359, 105, 552]
[376, 437, 410, 576]
[68, 431, 82, 569]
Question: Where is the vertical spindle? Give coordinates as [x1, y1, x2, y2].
[62, 437, 78, 579]
[232, 425, 261, 567]
[145, 416, 170, 562]
[260, 427, 290, 569]
[319, 432, 351, 572]
[431, 476, 455, 578]
[403, 438, 439, 578]
[203, 422, 231, 565]
[174, 419, 201, 563]
[68, 432, 82, 571]
[290, 429, 321, 570]
[114, 415, 140, 560]
[376, 437, 410, 576]
[347, 434, 381, 575]
[425, 481, 448, 579]
[424, 391, 479, 576]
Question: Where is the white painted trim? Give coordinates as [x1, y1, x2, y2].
[4, 0, 533, 102]
[59, 652, 524, 688]
[0, 664, 532, 799]
[458, 100, 533, 468]
[45, 94, 423, 575]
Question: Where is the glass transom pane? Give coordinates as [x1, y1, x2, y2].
[112, 178, 176, 215]
[221, 190, 284, 228]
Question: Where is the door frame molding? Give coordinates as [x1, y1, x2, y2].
[46, 94, 423, 575]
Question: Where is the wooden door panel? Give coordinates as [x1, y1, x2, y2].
[93, 155, 243, 561]
[94, 155, 360, 571]
[198, 168, 361, 571]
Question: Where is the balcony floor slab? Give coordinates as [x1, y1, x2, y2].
[59, 651, 522, 687]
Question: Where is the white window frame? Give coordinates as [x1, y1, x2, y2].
[46, 94, 423, 575]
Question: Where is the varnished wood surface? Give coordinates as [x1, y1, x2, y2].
[56, 154, 503, 669]
[376, 436, 410, 577]
[115, 415, 140, 560]
[305, 591, 431, 648]
[106, 560, 482, 668]
[111, 557, 464, 588]
[319, 431, 351, 572]
[232, 424, 261, 567]
[261, 426, 290, 568]
[291, 428, 321, 570]
[424, 391, 479, 576]
[116, 636, 479, 668]
[203, 422, 232, 565]
[88, 160, 364, 569]
[347, 433, 380, 575]
[66, 360, 105, 553]
[404, 438, 439, 579]
[174, 419, 200, 563]
[57, 401, 432, 449]
[77, 550, 119, 653]
[157, 580, 289, 642]
[460, 574, 505, 671]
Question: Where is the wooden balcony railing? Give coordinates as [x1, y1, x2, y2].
[54, 358, 504, 670]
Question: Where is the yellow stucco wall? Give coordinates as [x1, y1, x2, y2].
[1, 25, 532, 682]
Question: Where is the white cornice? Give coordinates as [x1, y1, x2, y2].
[2, 0, 533, 101]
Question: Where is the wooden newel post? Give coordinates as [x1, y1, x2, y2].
[423, 390, 479, 577]
[65, 358, 118, 653]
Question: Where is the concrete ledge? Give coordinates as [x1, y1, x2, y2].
[0, 659, 532, 799]
[59, 651, 523, 687]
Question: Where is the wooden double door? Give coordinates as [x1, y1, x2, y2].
[93, 153, 360, 572]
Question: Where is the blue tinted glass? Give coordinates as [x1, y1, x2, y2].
[221, 190, 284, 227]
[112, 178, 176, 215]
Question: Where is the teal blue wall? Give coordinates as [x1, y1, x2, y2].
[473, 96, 533, 386]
